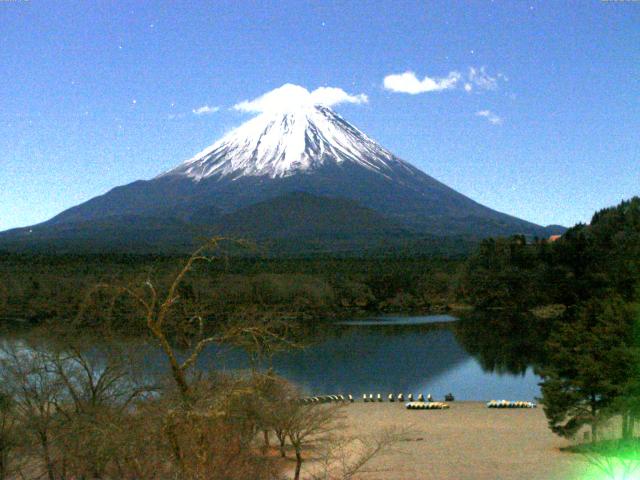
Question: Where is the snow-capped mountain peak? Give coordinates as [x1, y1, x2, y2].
[3, 97, 556, 252]
[162, 105, 403, 181]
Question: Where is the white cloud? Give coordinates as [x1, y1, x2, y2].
[310, 86, 368, 107]
[476, 110, 502, 125]
[468, 67, 498, 91]
[384, 66, 505, 95]
[233, 83, 368, 114]
[192, 105, 220, 115]
[383, 71, 461, 94]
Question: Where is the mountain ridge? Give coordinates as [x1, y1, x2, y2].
[0, 105, 563, 254]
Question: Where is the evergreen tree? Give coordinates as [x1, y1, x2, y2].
[462, 235, 545, 310]
[539, 297, 637, 440]
[608, 303, 640, 440]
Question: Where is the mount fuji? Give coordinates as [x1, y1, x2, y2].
[0, 104, 562, 254]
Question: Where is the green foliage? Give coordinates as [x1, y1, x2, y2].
[461, 197, 640, 311]
[539, 297, 637, 438]
[535, 199, 640, 441]
[462, 235, 546, 309]
[462, 197, 640, 443]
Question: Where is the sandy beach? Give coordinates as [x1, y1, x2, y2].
[331, 401, 590, 480]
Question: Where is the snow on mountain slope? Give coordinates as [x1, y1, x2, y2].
[161, 105, 413, 181]
[0, 95, 561, 254]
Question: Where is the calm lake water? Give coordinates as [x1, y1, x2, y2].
[198, 314, 542, 401]
[0, 314, 543, 401]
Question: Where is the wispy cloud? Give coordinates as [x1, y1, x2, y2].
[383, 71, 461, 94]
[384, 66, 505, 94]
[466, 67, 498, 92]
[476, 110, 502, 125]
[192, 105, 220, 115]
[233, 83, 368, 113]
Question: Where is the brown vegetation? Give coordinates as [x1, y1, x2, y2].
[0, 239, 401, 479]
[0, 252, 464, 326]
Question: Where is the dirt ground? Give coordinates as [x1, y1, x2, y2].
[324, 401, 591, 480]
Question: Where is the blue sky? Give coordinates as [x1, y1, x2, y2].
[1, 0, 638, 231]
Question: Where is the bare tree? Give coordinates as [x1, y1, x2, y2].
[77, 237, 256, 403]
[73, 238, 301, 479]
[284, 402, 344, 480]
[237, 371, 300, 456]
[48, 335, 155, 479]
[267, 386, 298, 458]
[0, 390, 18, 480]
[223, 314, 303, 371]
[221, 318, 304, 454]
[0, 324, 159, 480]
[0, 345, 63, 480]
[0, 238, 315, 480]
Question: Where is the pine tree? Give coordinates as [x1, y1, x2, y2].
[539, 297, 636, 440]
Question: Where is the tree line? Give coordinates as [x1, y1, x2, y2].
[0, 253, 466, 327]
[462, 197, 640, 447]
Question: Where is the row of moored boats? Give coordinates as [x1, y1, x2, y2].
[298, 395, 537, 409]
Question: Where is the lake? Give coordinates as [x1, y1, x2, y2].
[197, 314, 542, 401]
[0, 314, 543, 402]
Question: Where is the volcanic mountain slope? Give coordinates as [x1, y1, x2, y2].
[0, 105, 561, 254]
